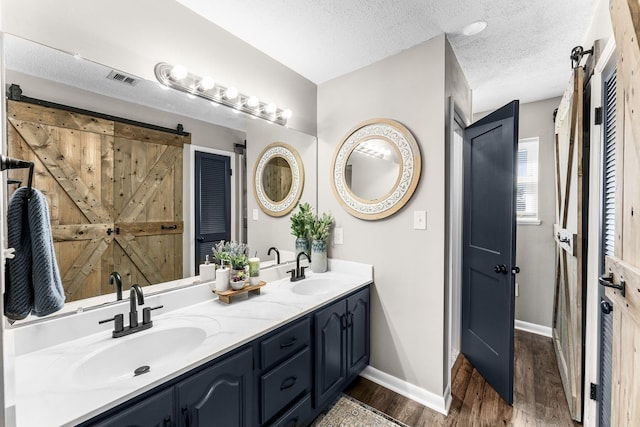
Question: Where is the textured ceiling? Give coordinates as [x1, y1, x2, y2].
[176, 0, 597, 112]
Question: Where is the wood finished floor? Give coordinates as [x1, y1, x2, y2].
[344, 330, 579, 427]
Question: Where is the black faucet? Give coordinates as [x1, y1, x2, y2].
[287, 252, 311, 282]
[129, 285, 144, 328]
[99, 284, 163, 338]
[109, 271, 123, 301]
[268, 246, 280, 264]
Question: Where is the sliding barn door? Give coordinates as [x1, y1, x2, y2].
[553, 66, 585, 421]
[112, 123, 185, 287]
[7, 100, 187, 301]
[604, 1, 640, 425]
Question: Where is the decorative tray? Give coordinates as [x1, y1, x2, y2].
[214, 281, 266, 304]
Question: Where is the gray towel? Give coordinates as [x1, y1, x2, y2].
[5, 187, 65, 320]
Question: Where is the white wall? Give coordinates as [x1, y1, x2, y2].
[1, 0, 317, 135]
[318, 34, 453, 406]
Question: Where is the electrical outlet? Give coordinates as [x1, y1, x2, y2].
[334, 227, 344, 245]
[413, 210, 427, 230]
[252, 209, 259, 221]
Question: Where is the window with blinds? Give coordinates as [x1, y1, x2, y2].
[517, 137, 539, 221]
[602, 69, 616, 258]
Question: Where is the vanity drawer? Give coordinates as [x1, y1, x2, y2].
[261, 317, 310, 369]
[270, 394, 312, 427]
[261, 347, 311, 424]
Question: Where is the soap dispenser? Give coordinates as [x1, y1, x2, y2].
[200, 255, 217, 287]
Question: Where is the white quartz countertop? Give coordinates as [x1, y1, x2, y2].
[11, 260, 372, 427]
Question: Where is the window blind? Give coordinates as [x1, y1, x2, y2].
[517, 137, 539, 219]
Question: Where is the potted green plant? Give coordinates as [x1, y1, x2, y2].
[213, 241, 249, 289]
[309, 211, 333, 273]
[290, 202, 314, 256]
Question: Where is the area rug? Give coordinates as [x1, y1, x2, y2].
[312, 394, 409, 427]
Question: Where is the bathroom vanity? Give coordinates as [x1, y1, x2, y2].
[10, 260, 371, 426]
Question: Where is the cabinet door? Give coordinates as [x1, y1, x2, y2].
[176, 347, 253, 427]
[347, 288, 370, 378]
[93, 388, 174, 427]
[314, 298, 347, 408]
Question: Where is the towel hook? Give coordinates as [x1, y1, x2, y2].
[1, 155, 34, 199]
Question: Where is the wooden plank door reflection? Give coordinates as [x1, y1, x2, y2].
[7, 100, 187, 302]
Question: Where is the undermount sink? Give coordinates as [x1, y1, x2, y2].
[291, 276, 348, 296]
[72, 326, 207, 385]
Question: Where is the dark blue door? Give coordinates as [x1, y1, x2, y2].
[195, 151, 231, 274]
[461, 100, 519, 404]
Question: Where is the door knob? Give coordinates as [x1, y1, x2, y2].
[494, 264, 508, 274]
[600, 300, 613, 314]
[196, 235, 205, 242]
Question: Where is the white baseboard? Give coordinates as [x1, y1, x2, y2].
[360, 366, 449, 415]
[515, 319, 553, 338]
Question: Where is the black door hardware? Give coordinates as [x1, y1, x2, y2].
[494, 264, 508, 274]
[600, 300, 613, 314]
[106, 227, 120, 236]
[197, 235, 205, 242]
[598, 272, 626, 297]
[161, 224, 178, 230]
[511, 266, 520, 274]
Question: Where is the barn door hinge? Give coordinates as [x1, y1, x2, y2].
[229, 168, 233, 176]
[594, 107, 603, 125]
[590, 383, 598, 401]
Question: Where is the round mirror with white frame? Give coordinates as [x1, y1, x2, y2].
[253, 142, 305, 217]
[331, 118, 421, 220]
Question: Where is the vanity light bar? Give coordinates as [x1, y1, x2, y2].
[154, 62, 292, 126]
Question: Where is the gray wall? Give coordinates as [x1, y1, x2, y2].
[475, 97, 560, 328]
[515, 97, 559, 328]
[245, 121, 317, 261]
[1, 0, 317, 135]
[318, 35, 452, 396]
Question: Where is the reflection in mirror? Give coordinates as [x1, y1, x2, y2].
[253, 143, 304, 217]
[263, 157, 293, 202]
[346, 138, 399, 201]
[331, 118, 421, 220]
[3, 34, 317, 324]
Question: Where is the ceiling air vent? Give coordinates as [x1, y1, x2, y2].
[106, 70, 139, 86]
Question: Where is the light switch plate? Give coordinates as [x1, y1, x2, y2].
[252, 209, 259, 221]
[413, 210, 426, 230]
[334, 227, 344, 244]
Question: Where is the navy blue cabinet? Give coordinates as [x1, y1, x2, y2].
[176, 347, 253, 427]
[93, 388, 174, 427]
[82, 285, 370, 427]
[314, 287, 370, 409]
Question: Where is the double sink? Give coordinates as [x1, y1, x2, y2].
[69, 274, 349, 385]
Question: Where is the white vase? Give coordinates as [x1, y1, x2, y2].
[215, 267, 230, 292]
[311, 239, 327, 273]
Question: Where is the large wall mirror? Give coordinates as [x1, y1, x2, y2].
[253, 142, 304, 217]
[3, 34, 317, 323]
[331, 118, 421, 220]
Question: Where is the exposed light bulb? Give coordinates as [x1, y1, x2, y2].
[265, 103, 277, 114]
[225, 86, 238, 100]
[170, 64, 188, 80]
[199, 76, 215, 90]
[282, 109, 292, 119]
[246, 96, 259, 108]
